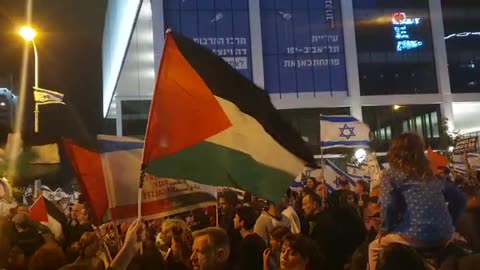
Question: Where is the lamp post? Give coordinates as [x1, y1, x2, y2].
[19, 26, 38, 88]
[19, 26, 41, 132]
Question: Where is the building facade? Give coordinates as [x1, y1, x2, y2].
[103, 0, 480, 154]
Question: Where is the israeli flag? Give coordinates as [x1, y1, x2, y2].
[324, 160, 356, 192]
[320, 115, 370, 149]
[346, 163, 370, 180]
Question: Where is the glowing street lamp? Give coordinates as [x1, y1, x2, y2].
[18, 26, 39, 88]
[19, 26, 37, 41]
[393, 105, 401, 110]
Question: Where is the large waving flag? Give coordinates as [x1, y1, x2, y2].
[64, 135, 217, 223]
[142, 31, 314, 203]
[320, 115, 370, 149]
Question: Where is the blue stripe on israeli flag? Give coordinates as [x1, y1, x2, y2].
[326, 160, 356, 186]
[321, 141, 370, 147]
[320, 115, 359, 123]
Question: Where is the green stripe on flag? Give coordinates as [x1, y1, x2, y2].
[145, 141, 296, 202]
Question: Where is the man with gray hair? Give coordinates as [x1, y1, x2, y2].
[190, 227, 231, 270]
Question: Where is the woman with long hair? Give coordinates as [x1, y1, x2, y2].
[156, 218, 193, 269]
[368, 133, 466, 270]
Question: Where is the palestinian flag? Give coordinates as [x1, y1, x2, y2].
[142, 31, 315, 202]
[29, 196, 67, 241]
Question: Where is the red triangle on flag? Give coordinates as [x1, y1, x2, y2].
[142, 33, 232, 164]
[29, 196, 49, 223]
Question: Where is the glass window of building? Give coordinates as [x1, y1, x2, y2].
[260, 0, 347, 95]
[163, 0, 253, 79]
[121, 100, 151, 136]
[442, 0, 480, 93]
[363, 104, 441, 151]
[353, 0, 437, 95]
[279, 107, 350, 155]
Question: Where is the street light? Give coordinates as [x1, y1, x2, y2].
[18, 26, 39, 88]
[19, 26, 41, 132]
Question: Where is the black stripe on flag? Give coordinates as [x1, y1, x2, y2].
[170, 32, 315, 165]
[44, 197, 68, 226]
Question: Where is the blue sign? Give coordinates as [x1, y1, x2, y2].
[261, 0, 347, 95]
[163, 0, 252, 79]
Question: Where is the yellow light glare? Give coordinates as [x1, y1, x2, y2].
[393, 105, 401, 110]
[19, 26, 37, 41]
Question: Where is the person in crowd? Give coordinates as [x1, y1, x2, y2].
[281, 190, 301, 234]
[456, 186, 480, 252]
[263, 225, 291, 270]
[62, 232, 104, 270]
[217, 190, 241, 264]
[169, 221, 194, 269]
[190, 227, 231, 270]
[376, 243, 427, 270]
[69, 207, 94, 245]
[156, 218, 192, 262]
[301, 190, 322, 233]
[355, 180, 370, 210]
[29, 243, 68, 270]
[280, 234, 324, 270]
[350, 210, 382, 270]
[368, 133, 467, 270]
[337, 176, 351, 191]
[66, 203, 86, 245]
[315, 183, 329, 201]
[12, 212, 45, 258]
[305, 177, 317, 191]
[217, 191, 238, 231]
[0, 207, 16, 268]
[254, 201, 291, 245]
[233, 206, 265, 270]
[69, 203, 85, 227]
[16, 204, 54, 241]
[303, 189, 366, 270]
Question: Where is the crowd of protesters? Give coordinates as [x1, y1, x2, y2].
[1, 132, 480, 270]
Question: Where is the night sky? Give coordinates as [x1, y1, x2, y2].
[0, 0, 107, 186]
[0, 0, 107, 143]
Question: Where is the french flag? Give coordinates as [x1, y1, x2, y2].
[64, 135, 216, 224]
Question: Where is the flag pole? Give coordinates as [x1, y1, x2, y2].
[137, 167, 145, 254]
[215, 188, 219, 227]
[320, 114, 325, 183]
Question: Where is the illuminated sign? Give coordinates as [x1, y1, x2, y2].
[392, 12, 423, 52]
[445, 32, 480, 40]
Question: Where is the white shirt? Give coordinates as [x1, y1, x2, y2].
[282, 206, 301, 234]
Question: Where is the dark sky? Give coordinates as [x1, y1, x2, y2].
[0, 0, 107, 141]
